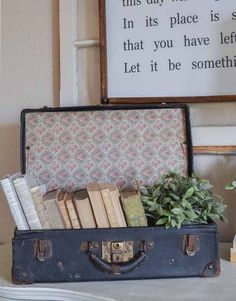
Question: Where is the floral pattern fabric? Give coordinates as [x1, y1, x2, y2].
[24, 108, 189, 191]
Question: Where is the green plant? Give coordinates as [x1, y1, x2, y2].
[225, 179, 236, 191]
[141, 172, 227, 229]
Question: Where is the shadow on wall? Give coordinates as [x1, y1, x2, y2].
[0, 125, 20, 243]
[194, 155, 236, 242]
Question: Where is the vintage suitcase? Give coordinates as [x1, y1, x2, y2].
[12, 104, 220, 284]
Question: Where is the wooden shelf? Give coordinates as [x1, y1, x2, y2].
[193, 146, 236, 155]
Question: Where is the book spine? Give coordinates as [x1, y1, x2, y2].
[87, 190, 110, 228]
[57, 200, 72, 229]
[112, 190, 127, 227]
[1, 177, 29, 230]
[101, 189, 119, 227]
[66, 200, 81, 229]
[74, 199, 96, 229]
[44, 199, 65, 229]
[31, 186, 52, 230]
[100, 184, 127, 227]
[13, 177, 43, 230]
[121, 195, 148, 227]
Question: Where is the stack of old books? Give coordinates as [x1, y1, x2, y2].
[0, 173, 147, 230]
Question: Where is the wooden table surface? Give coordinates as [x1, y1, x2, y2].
[0, 243, 236, 301]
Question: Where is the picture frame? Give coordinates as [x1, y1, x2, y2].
[99, 0, 236, 104]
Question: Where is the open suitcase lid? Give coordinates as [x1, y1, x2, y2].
[20, 104, 193, 191]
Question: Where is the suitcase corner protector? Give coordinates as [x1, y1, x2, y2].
[12, 266, 33, 285]
[202, 259, 221, 278]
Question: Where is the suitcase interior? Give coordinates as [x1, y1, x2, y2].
[20, 104, 193, 191]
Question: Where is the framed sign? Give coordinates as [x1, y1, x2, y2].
[99, 0, 236, 103]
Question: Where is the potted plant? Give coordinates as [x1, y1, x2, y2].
[141, 172, 227, 229]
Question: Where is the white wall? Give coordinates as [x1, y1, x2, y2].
[0, 0, 60, 242]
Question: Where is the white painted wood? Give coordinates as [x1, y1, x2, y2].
[0, 286, 115, 301]
[59, 0, 79, 107]
[192, 126, 236, 146]
[74, 39, 99, 49]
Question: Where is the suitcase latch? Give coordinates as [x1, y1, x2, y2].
[183, 235, 200, 257]
[102, 241, 134, 263]
[34, 239, 53, 262]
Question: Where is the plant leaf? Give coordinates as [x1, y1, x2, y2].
[184, 187, 194, 199]
[207, 213, 220, 220]
[170, 193, 180, 201]
[140, 187, 150, 196]
[156, 217, 168, 225]
[171, 208, 183, 215]
[184, 210, 198, 220]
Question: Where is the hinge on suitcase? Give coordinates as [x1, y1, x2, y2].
[33, 239, 53, 262]
[183, 235, 200, 257]
[101, 97, 110, 104]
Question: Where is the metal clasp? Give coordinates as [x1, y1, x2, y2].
[102, 241, 134, 263]
[183, 235, 200, 257]
[34, 239, 52, 262]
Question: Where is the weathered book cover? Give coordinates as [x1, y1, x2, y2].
[120, 193, 147, 227]
[31, 185, 52, 230]
[57, 192, 72, 229]
[100, 184, 127, 228]
[107, 184, 127, 227]
[73, 190, 96, 229]
[13, 176, 42, 230]
[65, 194, 81, 229]
[86, 183, 110, 228]
[100, 188, 118, 227]
[43, 190, 65, 229]
[0, 174, 29, 230]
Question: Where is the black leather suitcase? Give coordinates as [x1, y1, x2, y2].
[12, 104, 220, 284]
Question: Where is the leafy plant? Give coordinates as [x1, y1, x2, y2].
[225, 179, 236, 191]
[141, 172, 227, 229]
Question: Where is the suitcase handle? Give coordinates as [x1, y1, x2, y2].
[88, 241, 153, 275]
[89, 250, 146, 275]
